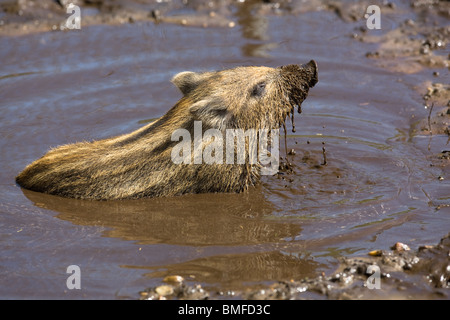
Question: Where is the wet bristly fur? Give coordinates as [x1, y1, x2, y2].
[16, 61, 318, 200]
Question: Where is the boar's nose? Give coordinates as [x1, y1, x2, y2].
[279, 60, 318, 88]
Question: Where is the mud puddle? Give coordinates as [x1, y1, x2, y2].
[0, 0, 449, 299]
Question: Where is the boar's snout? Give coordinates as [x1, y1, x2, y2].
[278, 60, 318, 88]
[302, 60, 318, 88]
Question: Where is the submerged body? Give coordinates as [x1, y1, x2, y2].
[16, 61, 318, 200]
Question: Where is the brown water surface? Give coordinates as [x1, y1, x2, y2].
[0, 2, 449, 299]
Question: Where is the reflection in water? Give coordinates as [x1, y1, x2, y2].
[241, 42, 278, 58]
[22, 188, 302, 247]
[236, 0, 269, 41]
[22, 188, 319, 287]
[139, 251, 320, 286]
[235, 0, 278, 57]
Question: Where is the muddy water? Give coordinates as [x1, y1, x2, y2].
[1, 4, 449, 299]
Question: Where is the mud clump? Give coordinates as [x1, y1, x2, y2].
[353, 0, 449, 74]
[362, 23, 449, 74]
[411, 0, 450, 18]
[419, 82, 450, 137]
[16, 62, 318, 200]
[411, 82, 450, 168]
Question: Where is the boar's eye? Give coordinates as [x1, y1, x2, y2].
[251, 82, 266, 97]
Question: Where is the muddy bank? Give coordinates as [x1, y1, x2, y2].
[141, 233, 450, 299]
[2, 0, 449, 103]
[0, 0, 237, 35]
[253, 233, 450, 300]
[2, 0, 448, 35]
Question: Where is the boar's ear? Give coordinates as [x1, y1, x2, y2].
[171, 71, 207, 95]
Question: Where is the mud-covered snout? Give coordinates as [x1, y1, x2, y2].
[301, 60, 318, 88]
[279, 60, 318, 88]
[278, 60, 318, 111]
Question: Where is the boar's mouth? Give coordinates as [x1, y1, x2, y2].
[278, 60, 318, 133]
